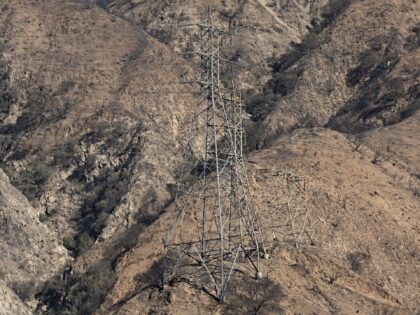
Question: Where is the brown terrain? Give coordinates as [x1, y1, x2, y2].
[0, 0, 419, 314]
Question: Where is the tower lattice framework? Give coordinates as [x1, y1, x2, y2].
[163, 6, 266, 303]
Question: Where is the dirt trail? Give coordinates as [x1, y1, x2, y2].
[291, 0, 309, 14]
[255, 0, 302, 41]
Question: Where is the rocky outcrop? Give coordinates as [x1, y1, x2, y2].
[0, 169, 68, 307]
[0, 169, 68, 283]
[0, 281, 31, 315]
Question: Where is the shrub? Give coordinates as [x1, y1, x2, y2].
[76, 262, 117, 314]
[76, 232, 95, 255]
[12, 281, 38, 301]
[76, 166, 127, 244]
[0, 267, 5, 280]
[346, 50, 381, 86]
[37, 261, 117, 315]
[53, 140, 78, 168]
[11, 156, 53, 201]
[347, 252, 370, 273]
[135, 257, 166, 290]
[39, 212, 50, 223]
[223, 276, 285, 314]
[62, 236, 77, 252]
[244, 90, 277, 122]
[14, 87, 49, 133]
[0, 58, 16, 116]
[404, 24, 420, 51]
[320, 0, 352, 29]
[270, 67, 304, 96]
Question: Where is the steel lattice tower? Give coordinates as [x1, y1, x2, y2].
[163, 6, 266, 303]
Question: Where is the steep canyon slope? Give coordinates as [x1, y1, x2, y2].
[0, 0, 419, 314]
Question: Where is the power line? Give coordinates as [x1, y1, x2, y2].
[22, 91, 202, 96]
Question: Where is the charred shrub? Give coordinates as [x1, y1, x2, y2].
[37, 261, 117, 315]
[67, 166, 128, 255]
[243, 0, 350, 122]
[401, 84, 420, 118]
[14, 87, 50, 133]
[223, 276, 285, 314]
[270, 67, 305, 96]
[404, 24, 420, 51]
[346, 30, 401, 88]
[11, 156, 53, 201]
[346, 50, 382, 86]
[0, 58, 16, 116]
[150, 29, 173, 45]
[135, 257, 167, 290]
[11, 280, 39, 301]
[328, 29, 414, 132]
[10, 83, 73, 135]
[69, 154, 96, 182]
[52, 139, 78, 168]
[0, 134, 13, 159]
[319, 0, 352, 30]
[95, 0, 110, 9]
[245, 89, 277, 122]
[347, 252, 370, 274]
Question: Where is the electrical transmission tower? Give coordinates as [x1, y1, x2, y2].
[258, 169, 316, 249]
[163, 6, 267, 303]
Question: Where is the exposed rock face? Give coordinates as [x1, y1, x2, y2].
[0, 169, 68, 282]
[0, 169, 68, 309]
[0, 281, 31, 315]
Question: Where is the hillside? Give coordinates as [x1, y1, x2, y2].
[1, 0, 198, 254]
[0, 0, 418, 314]
[85, 127, 418, 315]
[256, 0, 419, 145]
[104, 0, 328, 89]
[1, 0, 198, 311]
